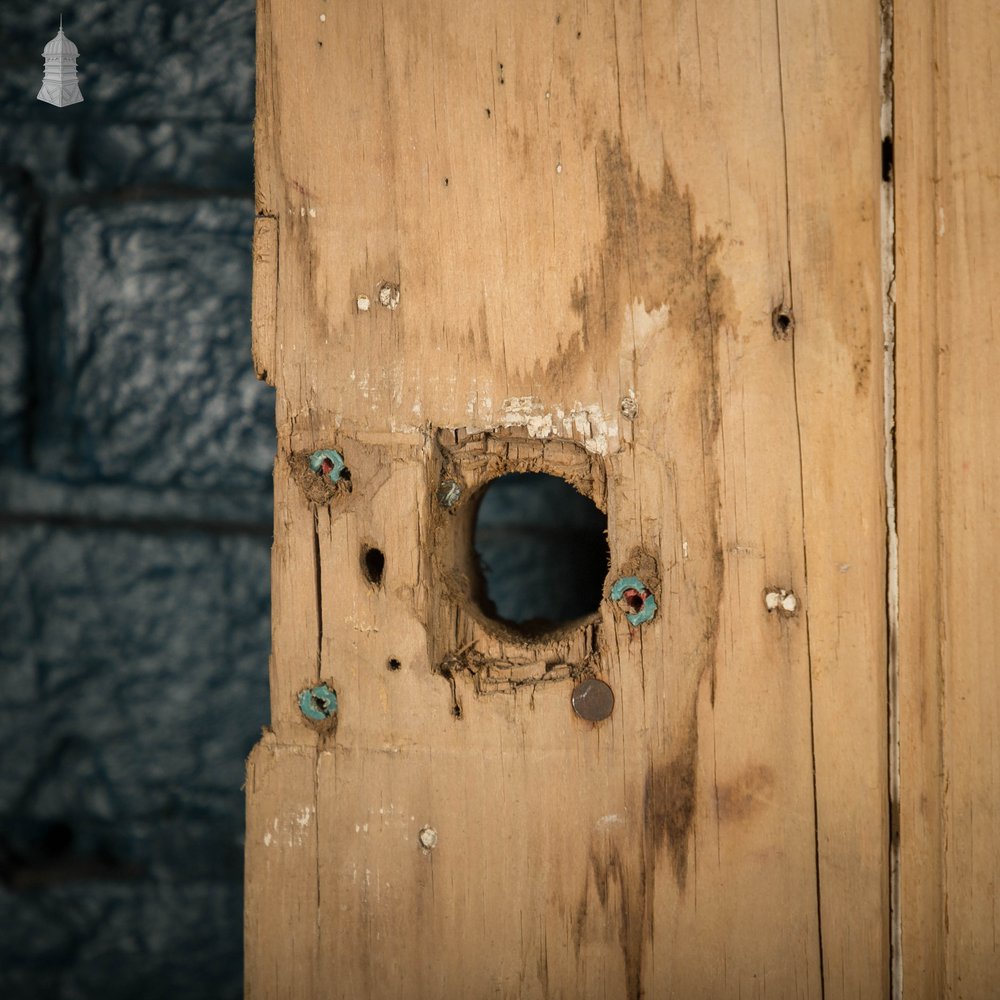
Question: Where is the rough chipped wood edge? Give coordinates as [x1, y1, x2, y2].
[252, 214, 278, 385]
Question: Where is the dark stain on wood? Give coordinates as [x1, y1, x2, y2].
[644, 711, 699, 892]
[716, 764, 776, 823]
[571, 134, 729, 897]
[574, 838, 643, 1000]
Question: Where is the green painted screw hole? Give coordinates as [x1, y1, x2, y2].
[299, 684, 337, 721]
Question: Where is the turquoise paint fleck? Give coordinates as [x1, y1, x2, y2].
[299, 684, 337, 721]
[437, 479, 461, 508]
[308, 449, 346, 483]
[610, 575, 658, 627]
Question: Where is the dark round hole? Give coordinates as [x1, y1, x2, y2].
[362, 546, 385, 586]
[772, 307, 794, 339]
[388, 657, 401, 671]
[472, 472, 609, 637]
[626, 593, 644, 612]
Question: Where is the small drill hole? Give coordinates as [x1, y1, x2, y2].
[452, 704, 463, 719]
[626, 593, 644, 612]
[388, 657, 401, 671]
[362, 547, 385, 586]
[772, 307, 794, 339]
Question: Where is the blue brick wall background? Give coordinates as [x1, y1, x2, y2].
[0, 3, 272, 997]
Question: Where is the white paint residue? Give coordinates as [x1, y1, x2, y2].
[682, 539, 689, 560]
[625, 299, 670, 352]
[764, 588, 798, 615]
[308, 207, 316, 218]
[263, 809, 312, 848]
[344, 615, 378, 632]
[596, 814, 625, 828]
[356, 295, 370, 312]
[378, 283, 401, 310]
[569, 402, 617, 455]
[499, 396, 617, 454]
[526, 412, 553, 438]
[501, 395, 543, 422]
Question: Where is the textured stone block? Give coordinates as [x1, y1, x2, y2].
[0, 524, 265, 996]
[0, 883, 242, 1000]
[78, 123, 253, 193]
[36, 199, 274, 491]
[0, 179, 31, 461]
[0, 524, 268, 854]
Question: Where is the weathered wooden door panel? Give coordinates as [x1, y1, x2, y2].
[247, 1, 888, 996]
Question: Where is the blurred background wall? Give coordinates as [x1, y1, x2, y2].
[0, 3, 272, 997]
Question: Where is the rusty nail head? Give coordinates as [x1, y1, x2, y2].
[571, 678, 615, 723]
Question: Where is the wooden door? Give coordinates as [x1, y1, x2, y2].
[244, 1, 933, 996]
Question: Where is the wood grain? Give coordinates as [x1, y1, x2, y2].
[251, 214, 278, 385]
[246, 1, 888, 995]
[897, 0, 1000, 994]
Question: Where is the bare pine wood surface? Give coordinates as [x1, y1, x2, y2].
[247, 1, 888, 996]
[897, 0, 1000, 995]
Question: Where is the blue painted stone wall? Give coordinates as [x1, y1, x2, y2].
[0, 3, 270, 998]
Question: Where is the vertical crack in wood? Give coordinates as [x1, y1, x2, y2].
[313, 748, 321, 975]
[774, 1, 827, 995]
[313, 507, 323, 680]
[881, 1, 901, 996]
[773, 0, 794, 303]
[311, 506, 324, 977]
